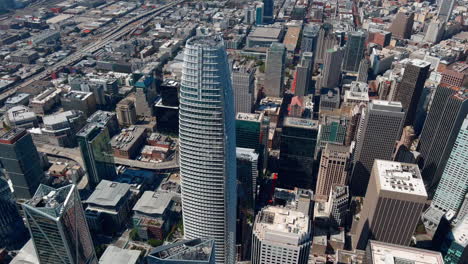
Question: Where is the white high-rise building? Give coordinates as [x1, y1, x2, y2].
[252, 206, 312, 264]
[179, 35, 237, 264]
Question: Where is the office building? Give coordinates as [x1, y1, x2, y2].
[262, 0, 273, 23]
[315, 144, 351, 199]
[440, 62, 468, 88]
[357, 58, 369, 83]
[394, 59, 430, 126]
[315, 23, 337, 66]
[110, 126, 147, 159]
[155, 80, 179, 134]
[440, 215, 468, 263]
[320, 89, 341, 111]
[0, 174, 29, 249]
[244, 5, 255, 24]
[42, 110, 86, 147]
[147, 238, 215, 264]
[264, 43, 286, 97]
[99, 246, 141, 264]
[252, 206, 311, 264]
[236, 112, 269, 172]
[179, 35, 237, 264]
[321, 47, 344, 89]
[352, 160, 427, 249]
[300, 24, 319, 55]
[438, 0, 455, 22]
[329, 185, 349, 228]
[279, 118, 319, 189]
[29, 87, 61, 116]
[116, 97, 137, 127]
[0, 129, 43, 199]
[418, 85, 467, 195]
[389, 12, 414, 39]
[134, 75, 157, 118]
[294, 52, 313, 96]
[342, 31, 366, 73]
[87, 110, 119, 137]
[351, 101, 405, 196]
[22, 184, 97, 264]
[5, 105, 38, 129]
[232, 60, 255, 114]
[368, 29, 392, 47]
[424, 19, 445, 44]
[431, 116, 468, 215]
[236, 147, 258, 261]
[246, 27, 283, 48]
[255, 2, 264, 25]
[343, 81, 369, 106]
[61, 90, 97, 118]
[85, 180, 132, 234]
[366, 240, 444, 264]
[314, 116, 348, 159]
[77, 124, 116, 188]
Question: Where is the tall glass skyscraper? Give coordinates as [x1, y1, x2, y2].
[179, 35, 237, 264]
[22, 184, 97, 264]
[432, 116, 468, 215]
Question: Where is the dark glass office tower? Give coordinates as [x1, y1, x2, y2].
[342, 31, 366, 73]
[0, 128, 43, 199]
[77, 124, 116, 188]
[262, 0, 274, 23]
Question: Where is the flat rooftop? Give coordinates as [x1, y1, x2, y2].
[111, 126, 146, 152]
[284, 117, 319, 129]
[236, 147, 259, 161]
[254, 206, 310, 245]
[99, 246, 140, 264]
[236, 112, 261, 122]
[375, 160, 427, 197]
[408, 58, 431, 68]
[133, 191, 174, 216]
[149, 238, 214, 262]
[86, 180, 130, 207]
[249, 27, 282, 40]
[368, 240, 444, 264]
[0, 128, 26, 144]
[370, 100, 404, 112]
[453, 215, 468, 247]
[25, 185, 75, 218]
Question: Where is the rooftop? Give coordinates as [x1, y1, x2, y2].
[133, 191, 174, 216]
[453, 214, 468, 247]
[149, 238, 214, 262]
[375, 160, 427, 197]
[110, 126, 146, 152]
[24, 184, 75, 218]
[87, 110, 116, 127]
[0, 128, 27, 144]
[236, 112, 262, 122]
[284, 117, 319, 129]
[86, 180, 130, 207]
[249, 27, 282, 40]
[43, 110, 82, 126]
[408, 58, 431, 68]
[368, 240, 444, 264]
[370, 100, 404, 112]
[99, 246, 140, 264]
[254, 206, 311, 245]
[187, 35, 224, 48]
[236, 147, 259, 161]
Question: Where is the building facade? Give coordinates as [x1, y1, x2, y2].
[179, 35, 237, 264]
[315, 144, 351, 199]
[342, 31, 366, 73]
[264, 43, 286, 97]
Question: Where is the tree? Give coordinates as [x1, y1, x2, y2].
[148, 239, 163, 247]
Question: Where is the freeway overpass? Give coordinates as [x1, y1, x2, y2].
[0, 0, 184, 102]
[35, 144, 180, 171]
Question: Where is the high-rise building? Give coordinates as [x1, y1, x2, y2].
[389, 12, 414, 39]
[0, 174, 29, 249]
[315, 23, 337, 66]
[321, 47, 344, 89]
[440, 63, 468, 88]
[264, 43, 286, 97]
[294, 52, 313, 96]
[393, 59, 430, 126]
[357, 58, 369, 83]
[77, 124, 116, 188]
[255, 2, 264, 25]
[315, 144, 351, 199]
[440, 215, 468, 264]
[329, 185, 349, 227]
[262, 0, 273, 23]
[179, 35, 237, 264]
[236, 112, 269, 172]
[431, 116, 468, 215]
[22, 184, 97, 264]
[244, 5, 255, 25]
[232, 60, 255, 114]
[301, 24, 319, 55]
[147, 238, 215, 264]
[352, 160, 427, 249]
[252, 206, 311, 264]
[366, 240, 444, 264]
[438, 0, 455, 22]
[116, 97, 137, 127]
[236, 147, 258, 261]
[418, 85, 467, 195]
[424, 19, 445, 44]
[0, 128, 43, 199]
[351, 100, 405, 196]
[342, 31, 366, 73]
[278, 117, 319, 190]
